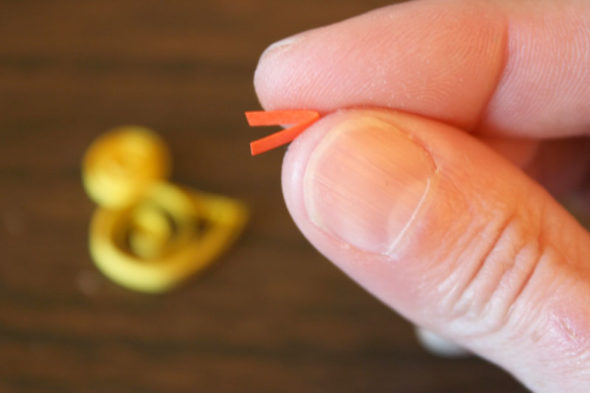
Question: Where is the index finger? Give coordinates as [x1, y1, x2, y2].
[254, 0, 590, 138]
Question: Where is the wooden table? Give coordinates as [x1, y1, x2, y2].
[0, 1, 527, 392]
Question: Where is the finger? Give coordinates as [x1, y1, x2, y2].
[281, 109, 590, 392]
[255, 0, 590, 138]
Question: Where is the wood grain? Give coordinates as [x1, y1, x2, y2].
[0, 1, 527, 392]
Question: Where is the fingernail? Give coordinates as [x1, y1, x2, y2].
[303, 115, 436, 255]
[262, 34, 301, 58]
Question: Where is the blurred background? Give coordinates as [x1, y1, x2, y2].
[0, 1, 528, 392]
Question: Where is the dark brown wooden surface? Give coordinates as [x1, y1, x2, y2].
[0, 1, 528, 392]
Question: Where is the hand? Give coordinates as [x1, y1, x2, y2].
[253, 0, 590, 392]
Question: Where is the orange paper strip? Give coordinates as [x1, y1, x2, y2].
[245, 110, 320, 156]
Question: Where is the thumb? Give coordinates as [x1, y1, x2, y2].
[281, 109, 590, 393]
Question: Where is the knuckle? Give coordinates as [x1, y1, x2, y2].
[437, 208, 545, 339]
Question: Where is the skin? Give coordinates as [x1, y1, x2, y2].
[254, 0, 590, 392]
